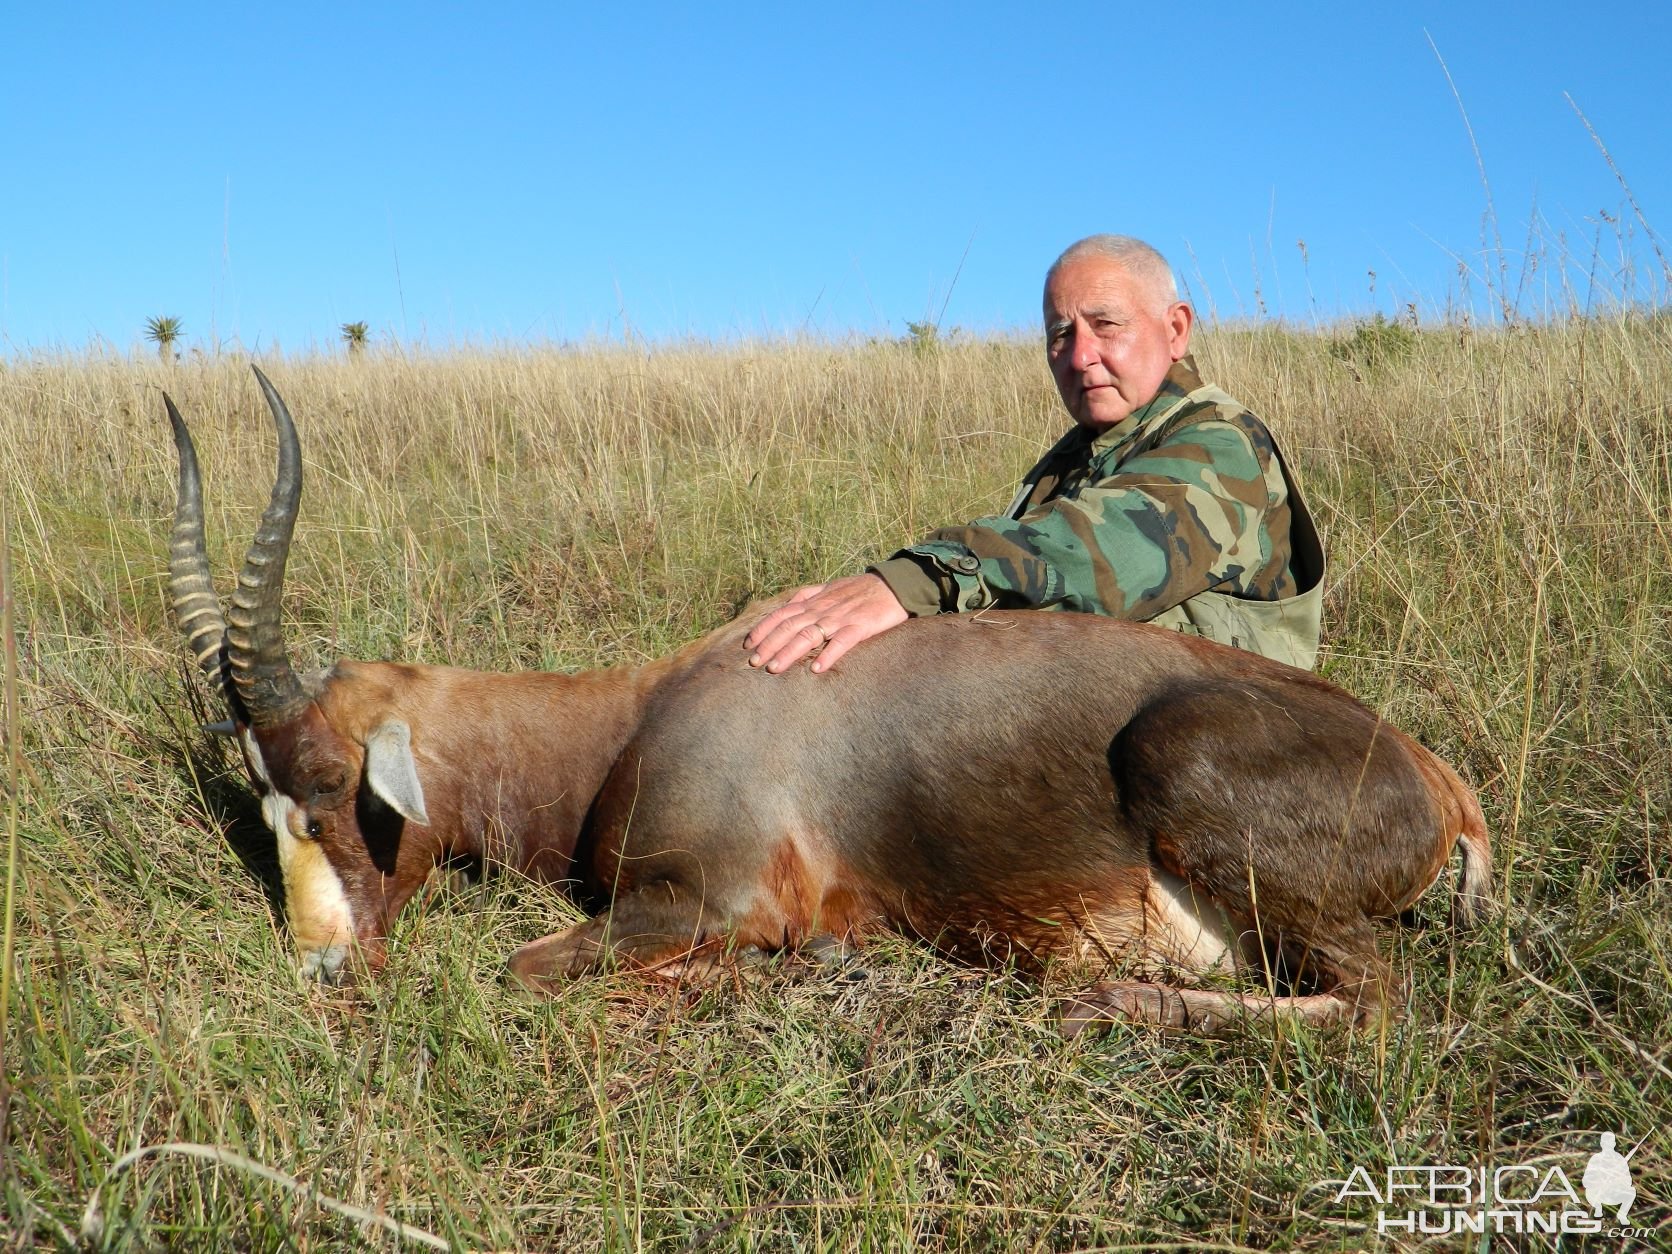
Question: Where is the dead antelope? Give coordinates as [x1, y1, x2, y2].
[166, 367, 1490, 1031]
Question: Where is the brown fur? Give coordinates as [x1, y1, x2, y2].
[503, 611, 1491, 1032]
[244, 647, 704, 966]
[233, 597, 1489, 1033]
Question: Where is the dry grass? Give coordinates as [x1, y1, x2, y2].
[1, 321, 1668, 1249]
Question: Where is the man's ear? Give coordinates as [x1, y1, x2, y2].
[1166, 301, 1194, 360]
[363, 720, 430, 826]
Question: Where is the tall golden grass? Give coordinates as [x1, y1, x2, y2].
[0, 322, 1667, 1248]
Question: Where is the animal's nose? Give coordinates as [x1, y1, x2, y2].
[297, 944, 351, 984]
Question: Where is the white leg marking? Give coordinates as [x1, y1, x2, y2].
[1143, 868, 1237, 972]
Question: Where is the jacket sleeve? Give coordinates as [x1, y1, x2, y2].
[870, 417, 1280, 619]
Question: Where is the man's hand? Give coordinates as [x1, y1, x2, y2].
[745, 573, 910, 674]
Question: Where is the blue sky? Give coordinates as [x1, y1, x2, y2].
[4, 3, 1668, 354]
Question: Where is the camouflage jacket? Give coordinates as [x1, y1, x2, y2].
[869, 356, 1325, 669]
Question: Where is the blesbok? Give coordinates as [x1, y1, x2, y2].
[166, 367, 1490, 1031]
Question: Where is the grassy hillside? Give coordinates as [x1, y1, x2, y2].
[1, 322, 1667, 1249]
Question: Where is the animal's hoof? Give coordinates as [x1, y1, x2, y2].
[802, 934, 849, 967]
[798, 933, 872, 981]
[506, 926, 604, 992]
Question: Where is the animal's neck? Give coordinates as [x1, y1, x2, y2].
[419, 650, 688, 878]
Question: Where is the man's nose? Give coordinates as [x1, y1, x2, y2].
[1070, 328, 1101, 372]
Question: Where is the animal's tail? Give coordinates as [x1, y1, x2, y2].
[1391, 725, 1493, 928]
[1436, 754, 1492, 927]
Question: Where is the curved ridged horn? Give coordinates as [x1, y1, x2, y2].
[225, 366, 308, 727]
[165, 395, 236, 710]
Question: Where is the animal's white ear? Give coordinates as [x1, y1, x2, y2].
[364, 720, 430, 826]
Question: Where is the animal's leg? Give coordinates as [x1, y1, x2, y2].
[1264, 915, 1398, 1022]
[1121, 679, 1457, 937]
[1059, 908, 1397, 1037]
[507, 886, 726, 993]
[1058, 982, 1357, 1038]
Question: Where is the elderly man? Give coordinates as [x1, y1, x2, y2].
[746, 234, 1324, 674]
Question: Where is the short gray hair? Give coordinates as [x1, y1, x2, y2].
[1045, 235, 1179, 312]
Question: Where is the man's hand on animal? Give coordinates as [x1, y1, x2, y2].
[743, 233, 1325, 676]
[744, 573, 909, 673]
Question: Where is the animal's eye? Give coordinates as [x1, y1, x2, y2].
[306, 818, 323, 839]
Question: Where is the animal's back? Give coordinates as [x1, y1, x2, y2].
[586, 612, 1446, 955]
[512, 609, 1488, 1027]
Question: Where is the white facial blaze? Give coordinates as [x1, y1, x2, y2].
[244, 732, 355, 979]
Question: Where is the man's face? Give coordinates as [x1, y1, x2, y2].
[1044, 256, 1193, 430]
